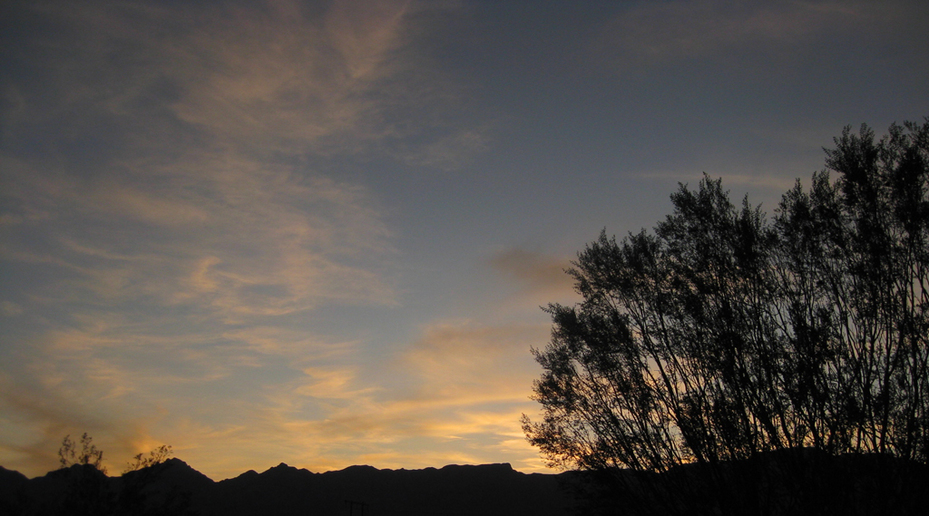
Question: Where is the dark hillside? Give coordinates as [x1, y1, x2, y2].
[576, 449, 929, 516]
[204, 462, 577, 516]
[2, 451, 925, 515]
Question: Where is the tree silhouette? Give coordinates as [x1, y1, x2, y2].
[52, 436, 185, 515]
[523, 119, 929, 514]
[58, 433, 107, 475]
[124, 444, 173, 474]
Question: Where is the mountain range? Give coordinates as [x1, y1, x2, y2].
[3, 449, 928, 515]
[0, 459, 580, 516]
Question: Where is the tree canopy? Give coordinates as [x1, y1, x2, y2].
[523, 119, 929, 476]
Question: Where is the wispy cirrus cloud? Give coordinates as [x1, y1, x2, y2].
[1, 0, 571, 481]
[0, 0, 445, 478]
[3, 0, 430, 155]
[2, 157, 398, 317]
[400, 321, 545, 401]
[173, 319, 554, 478]
[168, 0, 419, 154]
[489, 248, 575, 305]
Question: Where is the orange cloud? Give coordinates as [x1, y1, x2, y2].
[490, 249, 575, 298]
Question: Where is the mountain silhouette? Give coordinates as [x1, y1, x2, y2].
[4, 451, 927, 515]
[0, 460, 579, 516]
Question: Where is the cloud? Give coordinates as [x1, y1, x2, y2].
[167, 0, 416, 153]
[0, 0, 503, 480]
[487, 248, 578, 314]
[338, 320, 548, 458]
[3, 0, 485, 165]
[151, 319, 553, 478]
[1, 171, 552, 479]
[0, 363, 167, 476]
[401, 321, 545, 399]
[1, 0, 420, 333]
[0, 0, 411, 480]
[3, 156, 398, 313]
[490, 249, 574, 296]
[0, 149, 400, 477]
[0, 312, 365, 477]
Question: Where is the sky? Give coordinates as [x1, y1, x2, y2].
[1, 0, 927, 480]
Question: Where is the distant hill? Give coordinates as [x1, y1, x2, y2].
[0, 459, 580, 516]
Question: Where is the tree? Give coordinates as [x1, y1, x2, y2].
[53, 436, 181, 515]
[58, 433, 107, 475]
[123, 444, 173, 474]
[522, 120, 929, 513]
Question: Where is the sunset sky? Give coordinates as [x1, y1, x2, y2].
[2, 0, 927, 480]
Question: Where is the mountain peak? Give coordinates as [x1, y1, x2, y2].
[260, 462, 315, 479]
[265, 462, 297, 473]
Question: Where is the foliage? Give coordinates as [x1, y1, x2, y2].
[58, 433, 107, 475]
[523, 119, 929, 478]
[123, 444, 173, 474]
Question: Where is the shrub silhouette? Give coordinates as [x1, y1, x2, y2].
[58, 433, 106, 475]
[524, 119, 929, 514]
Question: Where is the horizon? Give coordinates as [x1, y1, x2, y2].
[8, 455, 544, 482]
[2, 0, 928, 481]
